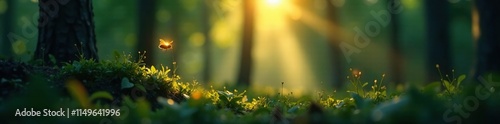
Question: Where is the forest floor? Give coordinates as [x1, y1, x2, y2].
[1, 56, 500, 123]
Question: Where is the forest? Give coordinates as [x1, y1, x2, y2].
[1, 0, 500, 123]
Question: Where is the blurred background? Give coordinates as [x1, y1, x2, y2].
[0, 0, 476, 95]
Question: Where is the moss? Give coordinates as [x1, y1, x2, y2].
[0, 53, 184, 109]
[2, 55, 500, 123]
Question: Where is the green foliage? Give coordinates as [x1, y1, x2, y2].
[435, 64, 466, 98]
[2, 56, 500, 123]
[346, 69, 388, 104]
[215, 88, 247, 113]
[58, 52, 178, 99]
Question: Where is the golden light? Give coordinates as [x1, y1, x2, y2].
[252, 0, 320, 95]
[191, 91, 202, 100]
[158, 39, 174, 51]
[167, 99, 175, 105]
[266, 0, 282, 7]
[472, 5, 480, 41]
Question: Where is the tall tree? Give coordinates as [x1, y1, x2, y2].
[424, 0, 451, 82]
[202, 0, 212, 83]
[35, 0, 99, 64]
[389, 0, 403, 84]
[474, 0, 500, 78]
[325, 0, 344, 88]
[137, 0, 157, 65]
[1, 0, 13, 58]
[237, 0, 255, 86]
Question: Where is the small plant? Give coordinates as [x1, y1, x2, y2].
[158, 39, 179, 83]
[367, 74, 387, 103]
[435, 64, 466, 97]
[210, 87, 248, 114]
[5, 53, 500, 124]
[346, 69, 388, 104]
[347, 68, 368, 97]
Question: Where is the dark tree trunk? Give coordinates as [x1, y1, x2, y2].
[202, 1, 212, 83]
[424, 0, 451, 82]
[474, 0, 500, 78]
[325, 0, 344, 88]
[1, 0, 13, 58]
[389, 0, 403, 84]
[35, 0, 99, 64]
[137, 0, 156, 66]
[237, 0, 255, 86]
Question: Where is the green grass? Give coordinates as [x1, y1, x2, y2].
[1, 53, 500, 123]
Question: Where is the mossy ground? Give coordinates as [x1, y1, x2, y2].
[1, 54, 500, 123]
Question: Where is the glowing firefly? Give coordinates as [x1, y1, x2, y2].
[158, 39, 174, 51]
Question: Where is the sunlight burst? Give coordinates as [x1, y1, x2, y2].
[254, 0, 319, 94]
[266, 0, 282, 7]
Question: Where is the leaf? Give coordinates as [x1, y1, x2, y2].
[443, 80, 454, 91]
[362, 82, 369, 88]
[230, 97, 243, 106]
[224, 91, 234, 97]
[423, 82, 441, 93]
[457, 75, 466, 89]
[217, 91, 226, 96]
[237, 90, 247, 97]
[135, 84, 147, 93]
[218, 95, 230, 105]
[381, 91, 387, 96]
[89, 91, 114, 102]
[121, 77, 134, 89]
[183, 94, 190, 99]
[287, 105, 299, 113]
[151, 65, 157, 73]
[218, 91, 230, 104]
[241, 95, 248, 102]
[335, 100, 345, 108]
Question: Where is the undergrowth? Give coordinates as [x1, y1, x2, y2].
[1, 53, 500, 123]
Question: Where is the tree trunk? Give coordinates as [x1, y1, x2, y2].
[35, 0, 99, 64]
[137, 0, 157, 66]
[325, 0, 344, 88]
[202, 1, 212, 83]
[474, 0, 500, 78]
[389, 0, 403, 84]
[424, 0, 451, 82]
[1, 0, 13, 58]
[237, 0, 255, 86]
